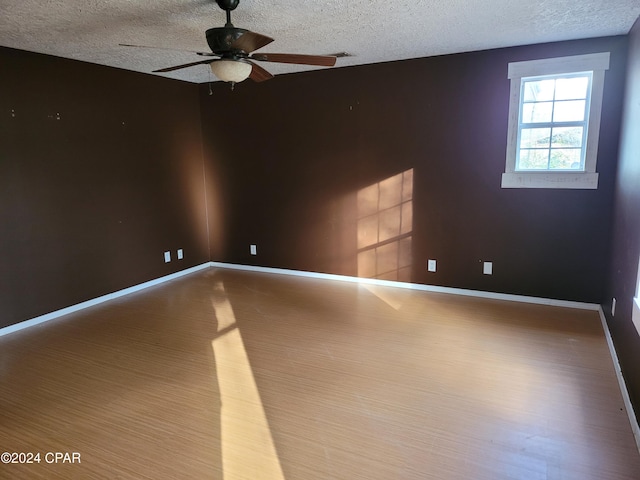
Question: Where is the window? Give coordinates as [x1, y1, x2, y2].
[502, 53, 609, 189]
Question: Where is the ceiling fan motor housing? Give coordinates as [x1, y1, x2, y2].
[206, 27, 248, 55]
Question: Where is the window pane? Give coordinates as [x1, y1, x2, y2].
[555, 76, 589, 100]
[551, 127, 583, 148]
[553, 100, 586, 122]
[550, 149, 582, 170]
[522, 102, 553, 123]
[518, 149, 549, 169]
[520, 128, 550, 148]
[523, 79, 555, 102]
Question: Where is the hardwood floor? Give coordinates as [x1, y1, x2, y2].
[1, 267, 639, 479]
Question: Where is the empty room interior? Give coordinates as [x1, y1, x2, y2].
[2, 1, 640, 478]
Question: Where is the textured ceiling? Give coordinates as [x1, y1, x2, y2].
[1, 0, 639, 84]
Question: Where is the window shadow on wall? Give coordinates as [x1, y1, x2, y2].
[356, 169, 413, 282]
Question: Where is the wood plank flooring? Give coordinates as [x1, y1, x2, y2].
[1, 267, 639, 479]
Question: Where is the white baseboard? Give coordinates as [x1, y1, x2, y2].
[0, 263, 211, 338]
[597, 307, 640, 454]
[210, 262, 600, 311]
[3, 261, 599, 339]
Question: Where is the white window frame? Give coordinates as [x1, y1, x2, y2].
[633, 256, 640, 337]
[502, 53, 610, 189]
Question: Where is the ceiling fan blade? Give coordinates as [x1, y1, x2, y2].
[153, 59, 214, 73]
[248, 61, 274, 82]
[119, 43, 216, 56]
[249, 53, 337, 67]
[231, 31, 274, 54]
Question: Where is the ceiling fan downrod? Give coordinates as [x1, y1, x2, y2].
[216, 0, 240, 27]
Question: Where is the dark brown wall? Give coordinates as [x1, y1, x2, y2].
[200, 36, 627, 303]
[0, 47, 209, 329]
[604, 17, 640, 424]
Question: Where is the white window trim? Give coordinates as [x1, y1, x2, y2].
[502, 52, 610, 189]
[633, 257, 640, 337]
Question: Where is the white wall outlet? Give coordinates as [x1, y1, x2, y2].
[483, 261, 493, 275]
[177, 249, 184, 260]
[250, 244, 257, 255]
[164, 251, 171, 263]
[427, 259, 437, 272]
[611, 297, 616, 316]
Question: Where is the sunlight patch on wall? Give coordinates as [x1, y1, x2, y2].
[357, 169, 413, 282]
[210, 281, 285, 480]
[175, 132, 211, 258]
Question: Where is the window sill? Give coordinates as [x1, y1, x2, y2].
[501, 172, 599, 189]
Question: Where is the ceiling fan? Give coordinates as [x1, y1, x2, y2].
[123, 0, 337, 85]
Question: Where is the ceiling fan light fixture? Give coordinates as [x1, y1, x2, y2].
[210, 59, 252, 83]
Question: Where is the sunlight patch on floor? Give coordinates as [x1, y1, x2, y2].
[211, 281, 285, 480]
[361, 284, 405, 310]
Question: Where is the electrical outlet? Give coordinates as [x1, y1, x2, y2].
[612, 297, 616, 316]
[250, 244, 257, 255]
[427, 259, 437, 272]
[164, 251, 171, 263]
[483, 261, 493, 275]
[177, 249, 184, 260]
